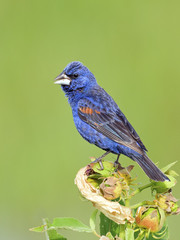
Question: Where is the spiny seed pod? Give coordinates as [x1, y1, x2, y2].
[100, 177, 122, 200]
[135, 206, 165, 233]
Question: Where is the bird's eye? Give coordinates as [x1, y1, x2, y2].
[73, 73, 78, 78]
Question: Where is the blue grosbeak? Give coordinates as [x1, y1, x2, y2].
[54, 61, 169, 182]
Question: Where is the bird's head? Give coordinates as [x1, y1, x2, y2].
[54, 61, 97, 98]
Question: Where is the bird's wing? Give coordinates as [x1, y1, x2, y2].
[78, 98, 147, 154]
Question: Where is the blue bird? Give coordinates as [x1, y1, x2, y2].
[54, 61, 169, 182]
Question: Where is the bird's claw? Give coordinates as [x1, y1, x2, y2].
[113, 161, 124, 172]
[98, 160, 104, 170]
[91, 158, 104, 170]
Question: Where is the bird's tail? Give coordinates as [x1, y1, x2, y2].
[131, 154, 169, 182]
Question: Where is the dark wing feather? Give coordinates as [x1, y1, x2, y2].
[115, 110, 147, 151]
[78, 99, 147, 154]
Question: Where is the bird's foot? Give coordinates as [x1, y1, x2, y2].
[91, 157, 104, 170]
[90, 151, 111, 170]
[113, 154, 124, 171]
[114, 161, 124, 171]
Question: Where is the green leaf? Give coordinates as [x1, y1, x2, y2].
[165, 169, 179, 177]
[47, 229, 67, 240]
[89, 209, 98, 231]
[51, 218, 92, 233]
[92, 162, 114, 177]
[87, 177, 102, 188]
[30, 219, 67, 240]
[99, 212, 120, 237]
[125, 228, 134, 240]
[30, 225, 46, 232]
[161, 161, 177, 173]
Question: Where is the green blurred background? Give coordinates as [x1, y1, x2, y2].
[0, 0, 180, 239]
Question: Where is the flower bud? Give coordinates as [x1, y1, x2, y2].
[100, 177, 122, 200]
[151, 175, 176, 193]
[135, 206, 165, 232]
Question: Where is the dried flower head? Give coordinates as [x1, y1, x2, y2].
[155, 193, 180, 215]
[75, 166, 134, 224]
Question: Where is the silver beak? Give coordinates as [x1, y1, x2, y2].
[54, 73, 71, 85]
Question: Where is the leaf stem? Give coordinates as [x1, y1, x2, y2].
[119, 224, 126, 240]
[42, 219, 49, 240]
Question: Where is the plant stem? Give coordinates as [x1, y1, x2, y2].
[130, 200, 154, 209]
[119, 224, 126, 240]
[130, 183, 152, 198]
[125, 198, 130, 207]
[92, 230, 101, 238]
[42, 219, 49, 240]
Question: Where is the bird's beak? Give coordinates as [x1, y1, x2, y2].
[54, 73, 71, 86]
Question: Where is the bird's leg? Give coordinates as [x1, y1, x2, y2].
[114, 154, 120, 165]
[91, 151, 111, 170]
[114, 154, 123, 170]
